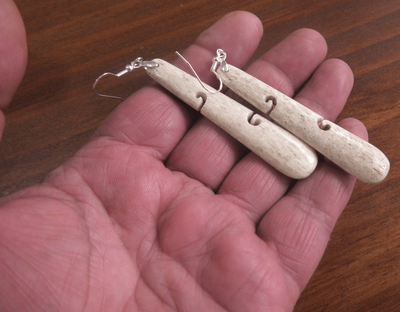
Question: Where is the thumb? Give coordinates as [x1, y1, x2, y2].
[0, 0, 28, 137]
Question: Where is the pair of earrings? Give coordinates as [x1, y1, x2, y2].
[94, 50, 390, 183]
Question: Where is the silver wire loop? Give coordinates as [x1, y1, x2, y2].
[93, 57, 158, 101]
[175, 51, 224, 94]
[211, 49, 229, 73]
[207, 48, 229, 93]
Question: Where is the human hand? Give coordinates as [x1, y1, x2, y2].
[0, 10, 367, 312]
[0, 0, 27, 140]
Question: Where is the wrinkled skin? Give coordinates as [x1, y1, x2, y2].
[0, 4, 366, 312]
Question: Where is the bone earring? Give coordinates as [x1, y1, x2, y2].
[211, 49, 390, 183]
[94, 54, 319, 180]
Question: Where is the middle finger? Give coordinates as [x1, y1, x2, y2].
[167, 28, 328, 191]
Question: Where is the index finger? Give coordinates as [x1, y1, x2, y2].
[0, 0, 27, 109]
[0, 0, 27, 140]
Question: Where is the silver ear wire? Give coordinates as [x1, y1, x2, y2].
[93, 57, 158, 101]
[175, 51, 224, 94]
[93, 72, 125, 101]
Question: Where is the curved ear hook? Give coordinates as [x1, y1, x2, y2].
[93, 72, 125, 101]
[93, 57, 158, 101]
[175, 51, 224, 94]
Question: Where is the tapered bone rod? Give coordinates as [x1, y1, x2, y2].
[217, 65, 390, 183]
[147, 59, 318, 179]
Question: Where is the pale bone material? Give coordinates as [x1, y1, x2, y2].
[217, 65, 390, 184]
[147, 59, 318, 179]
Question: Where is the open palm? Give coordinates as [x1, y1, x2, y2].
[0, 7, 366, 312]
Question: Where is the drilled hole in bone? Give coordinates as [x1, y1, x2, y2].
[248, 112, 262, 126]
[265, 95, 277, 114]
[317, 118, 331, 131]
[196, 92, 207, 110]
